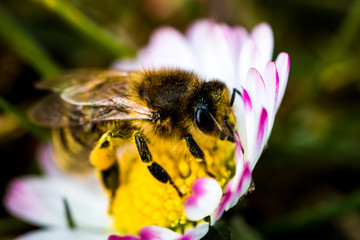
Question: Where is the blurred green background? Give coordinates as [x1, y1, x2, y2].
[0, 0, 360, 239]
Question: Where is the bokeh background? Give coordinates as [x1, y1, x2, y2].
[0, 0, 360, 239]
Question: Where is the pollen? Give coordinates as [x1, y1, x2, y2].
[112, 153, 184, 234]
[104, 138, 235, 235]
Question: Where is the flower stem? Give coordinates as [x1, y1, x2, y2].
[0, 5, 61, 77]
[31, 0, 135, 57]
[0, 96, 49, 141]
[230, 216, 264, 240]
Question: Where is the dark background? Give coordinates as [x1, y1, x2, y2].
[0, 0, 360, 239]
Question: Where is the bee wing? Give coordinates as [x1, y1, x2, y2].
[31, 69, 153, 127]
[36, 68, 148, 109]
[60, 74, 135, 106]
[29, 94, 89, 128]
[35, 69, 133, 92]
[30, 94, 153, 128]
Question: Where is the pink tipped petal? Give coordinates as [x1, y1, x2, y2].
[242, 88, 253, 112]
[4, 177, 111, 229]
[257, 108, 268, 148]
[186, 20, 236, 88]
[262, 62, 279, 121]
[225, 134, 252, 209]
[275, 52, 290, 111]
[244, 68, 267, 112]
[109, 235, 140, 240]
[111, 223, 209, 240]
[237, 39, 264, 84]
[231, 162, 252, 207]
[5, 178, 67, 227]
[212, 189, 232, 222]
[238, 69, 267, 160]
[254, 108, 269, 167]
[185, 178, 222, 221]
[16, 228, 110, 240]
[212, 133, 244, 221]
[140, 226, 180, 240]
[251, 23, 274, 62]
[225, 162, 252, 211]
[213, 146, 252, 220]
[234, 88, 255, 161]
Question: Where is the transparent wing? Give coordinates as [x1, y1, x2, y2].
[30, 69, 152, 128]
[30, 94, 88, 128]
[30, 94, 152, 128]
[35, 69, 133, 92]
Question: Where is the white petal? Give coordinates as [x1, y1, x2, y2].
[184, 177, 222, 221]
[181, 222, 209, 240]
[4, 176, 111, 229]
[37, 144, 64, 177]
[186, 19, 236, 87]
[16, 228, 110, 240]
[251, 23, 274, 62]
[5, 178, 66, 227]
[218, 24, 248, 65]
[114, 27, 196, 71]
[275, 52, 290, 112]
[112, 58, 141, 71]
[140, 27, 197, 70]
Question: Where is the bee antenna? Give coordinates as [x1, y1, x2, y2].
[230, 88, 242, 107]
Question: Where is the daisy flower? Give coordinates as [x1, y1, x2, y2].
[5, 19, 289, 240]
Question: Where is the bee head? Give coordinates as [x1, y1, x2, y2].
[193, 81, 236, 142]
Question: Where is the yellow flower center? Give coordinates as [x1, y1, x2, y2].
[109, 138, 235, 234]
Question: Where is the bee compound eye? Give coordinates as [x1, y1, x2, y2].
[195, 108, 216, 134]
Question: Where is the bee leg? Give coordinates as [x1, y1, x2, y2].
[134, 131, 183, 197]
[230, 88, 242, 107]
[90, 131, 121, 203]
[100, 162, 120, 199]
[185, 134, 215, 178]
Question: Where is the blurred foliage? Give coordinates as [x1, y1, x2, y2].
[0, 0, 360, 239]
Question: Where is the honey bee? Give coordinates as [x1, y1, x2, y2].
[30, 68, 239, 198]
